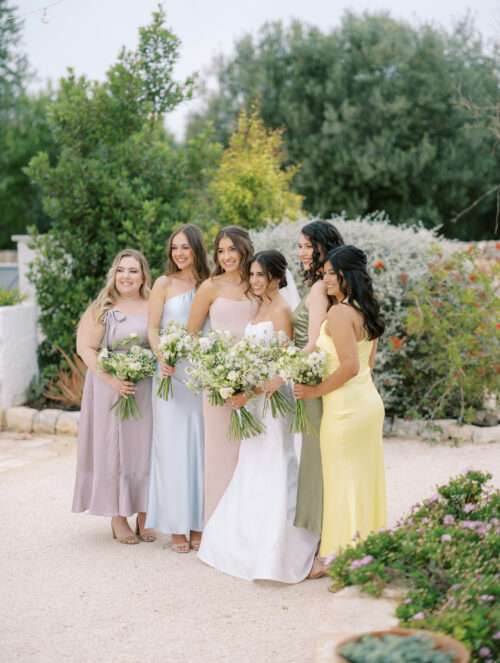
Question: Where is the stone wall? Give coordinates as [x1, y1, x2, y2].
[0, 302, 38, 408]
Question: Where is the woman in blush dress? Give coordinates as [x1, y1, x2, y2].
[72, 249, 155, 545]
[293, 221, 344, 577]
[187, 226, 258, 523]
[198, 250, 318, 582]
[294, 246, 387, 571]
[146, 225, 210, 553]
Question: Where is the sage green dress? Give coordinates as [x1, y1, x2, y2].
[293, 297, 323, 535]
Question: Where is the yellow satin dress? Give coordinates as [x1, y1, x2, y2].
[317, 320, 387, 557]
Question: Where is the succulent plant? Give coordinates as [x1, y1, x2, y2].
[339, 633, 456, 663]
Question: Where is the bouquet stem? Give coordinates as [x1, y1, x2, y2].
[111, 394, 141, 421]
[230, 407, 266, 441]
[263, 390, 294, 419]
[156, 376, 173, 400]
[290, 399, 315, 434]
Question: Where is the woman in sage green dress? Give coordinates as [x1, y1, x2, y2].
[293, 221, 344, 564]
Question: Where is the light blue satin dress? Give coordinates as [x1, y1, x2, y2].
[146, 289, 204, 535]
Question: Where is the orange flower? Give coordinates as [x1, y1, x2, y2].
[468, 273, 478, 283]
[466, 245, 475, 254]
[496, 323, 500, 330]
[389, 336, 404, 350]
[373, 259, 385, 270]
[496, 242, 500, 250]
[399, 272, 409, 285]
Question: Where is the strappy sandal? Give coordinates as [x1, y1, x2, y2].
[170, 538, 190, 554]
[111, 523, 139, 545]
[190, 538, 201, 552]
[135, 516, 157, 543]
[307, 558, 328, 579]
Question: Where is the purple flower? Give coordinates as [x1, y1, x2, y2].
[413, 612, 425, 620]
[479, 595, 495, 602]
[493, 632, 500, 640]
[479, 647, 491, 658]
[404, 598, 412, 604]
[443, 514, 455, 525]
[490, 517, 499, 526]
[463, 503, 476, 513]
[349, 555, 374, 570]
[441, 534, 452, 542]
[426, 494, 439, 504]
[450, 584, 462, 591]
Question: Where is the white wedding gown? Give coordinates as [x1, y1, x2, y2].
[198, 321, 319, 583]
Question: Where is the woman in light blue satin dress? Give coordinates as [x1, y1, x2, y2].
[146, 225, 210, 553]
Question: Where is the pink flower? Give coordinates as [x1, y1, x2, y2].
[404, 598, 412, 604]
[479, 647, 491, 658]
[441, 534, 452, 542]
[413, 612, 425, 620]
[493, 632, 500, 640]
[479, 595, 495, 602]
[463, 503, 476, 513]
[443, 514, 455, 525]
[349, 555, 374, 570]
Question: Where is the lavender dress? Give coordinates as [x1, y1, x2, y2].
[72, 310, 153, 516]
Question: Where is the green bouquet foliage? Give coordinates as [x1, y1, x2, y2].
[328, 470, 500, 663]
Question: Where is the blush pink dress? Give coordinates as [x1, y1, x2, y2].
[203, 297, 258, 522]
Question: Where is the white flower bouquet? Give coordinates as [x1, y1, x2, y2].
[278, 347, 326, 433]
[156, 320, 196, 400]
[97, 334, 156, 420]
[251, 329, 294, 419]
[187, 331, 269, 440]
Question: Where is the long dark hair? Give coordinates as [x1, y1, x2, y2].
[212, 226, 254, 279]
[301, 220, 344, 285]
[325, 245, 385, 340]
[166, 224, 210, 287]
[248, 250, 288, 297]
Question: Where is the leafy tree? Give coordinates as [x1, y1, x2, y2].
[207, 105, 302, 234]
[188, 13, 500, 240]
[26, 7, 210, 376]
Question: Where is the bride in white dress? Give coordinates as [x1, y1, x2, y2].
[198, 250, 319, 583]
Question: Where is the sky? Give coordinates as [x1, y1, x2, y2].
[14, 0, 500, 138]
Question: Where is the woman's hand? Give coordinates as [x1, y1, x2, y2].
[263, 376, 283, 396]
[293, 383, 318, 400]
[159, 362, 175, 377]
[229, 393, 249, 409]
[109, 377, 136, 396]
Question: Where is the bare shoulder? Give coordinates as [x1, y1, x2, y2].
[152, 274, 169, 292]
[327, 303, 354, 323]
[310, 279, 328, 299]
[196, 277, 218, 297]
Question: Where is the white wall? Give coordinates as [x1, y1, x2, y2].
[0, 303, 38, 408]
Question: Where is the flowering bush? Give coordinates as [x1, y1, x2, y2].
[327, 470, 500, 663]
[405, 247, 500, 421]
[251, 214, 455, 415]
[252, 216, 499, 420]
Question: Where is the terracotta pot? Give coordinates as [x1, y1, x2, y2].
[335, 627, 470, 662]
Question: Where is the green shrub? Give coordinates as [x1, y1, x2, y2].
[0, 288, 25, 306]
[404, 248, 500, 421]
[328, 470, 500, 662]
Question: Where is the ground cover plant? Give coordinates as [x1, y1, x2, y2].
[327, 470, 500, 663]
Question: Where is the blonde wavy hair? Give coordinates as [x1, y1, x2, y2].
[92, 249, 151, 323]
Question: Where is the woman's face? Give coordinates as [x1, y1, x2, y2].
[115, 256, 143, 297]
[217, 236, 241, 273]
[171, 231, 194, 271]
[298, 233, 325, 272]
[323, 261, 341, 298]
[249, 261, 277, 297]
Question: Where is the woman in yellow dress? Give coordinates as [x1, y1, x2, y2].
[294, 245, 387, 567]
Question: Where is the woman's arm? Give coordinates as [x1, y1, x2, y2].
[303, 280, 329, 353]
[368, 338, 378, 369]
[187, 279, 216, 333]
[76, 306, 106, 375]
[76, 306, 135, 395]
[147, 276, 167, 355]
[294, 306, 359, 399]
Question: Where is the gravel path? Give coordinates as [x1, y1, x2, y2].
[0, 432, 498, 663]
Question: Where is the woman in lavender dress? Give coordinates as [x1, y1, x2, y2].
[146, 225, 210, 553]
[72, 249, 155, 545]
